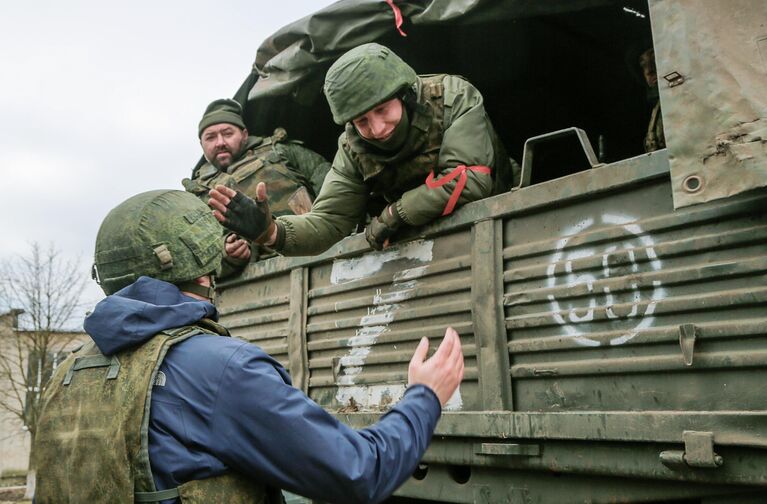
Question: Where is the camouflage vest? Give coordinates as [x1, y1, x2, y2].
[341, 74, 515, 214]
[34, 320, 268, 503]
[184, 129, 313, 217]
[644, 101, 666, 153]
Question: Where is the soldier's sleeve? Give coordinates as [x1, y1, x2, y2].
[219, 251, 249, 279]
[208, 343, 442, 504]
[396, 75, 495, 227]
[275, 145, 367, 256]
[277, 142, 332, 197]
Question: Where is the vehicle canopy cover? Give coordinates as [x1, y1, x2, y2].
[651, 0, 767, 208]
[231, 0, 620, 171]
[233, 0, 767, 208]
[240, 0, 609, 104]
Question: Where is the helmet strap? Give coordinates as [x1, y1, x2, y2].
[176, 276, 216, 303]
[400, 86, 418, 112]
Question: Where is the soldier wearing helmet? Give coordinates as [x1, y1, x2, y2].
[33, 190, 464, 503]
[209, 43, 518, 253]
[183, 98, 331, 277]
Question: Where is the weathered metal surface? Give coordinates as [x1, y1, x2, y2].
[338, 411, 767, 448]
[216, 157, 767, 504]
[217, 146, 767, 501]
[395, 464, 756, 504]
[287, 268, 309, 392]
[652, 0, 767, 208]
[218, 272, 292, 364]
[472, 219, 513, 410]
[304, 237, 476, 411]
[213, 1, 767, 498]
[503, 172, 767, 412]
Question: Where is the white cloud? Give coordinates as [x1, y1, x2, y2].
[0, 0, 327, 265]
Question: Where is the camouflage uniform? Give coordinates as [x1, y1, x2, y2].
[183, 129, 330, 274]
[644, 101, 666, 152]
[274, 70, 517, 256]
[34, 191, 270, 503]
[34, 323, 269, 503]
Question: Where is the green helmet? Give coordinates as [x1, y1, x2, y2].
[93, 190, 224, 295]
[323, 43, 417, 125]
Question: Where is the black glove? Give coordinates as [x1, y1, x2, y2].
[221, 191, 274, 243]
[365, 204, 404, 250]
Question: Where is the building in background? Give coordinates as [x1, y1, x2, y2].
[0, 310, 87, 478]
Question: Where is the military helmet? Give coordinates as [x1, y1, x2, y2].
[93, 190, 224, 295]
[323, 43, 418, 125]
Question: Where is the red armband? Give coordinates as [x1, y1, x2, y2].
[425, 165, 491, 216]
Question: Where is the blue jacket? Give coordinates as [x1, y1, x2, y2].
[84, 276, 441, 504]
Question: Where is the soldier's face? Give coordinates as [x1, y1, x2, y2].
[639, 49, 657, 88]
[200, 123, 248, 169]
[352, 98, 404, 142]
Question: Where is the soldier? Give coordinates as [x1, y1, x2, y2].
[183, 98, 331, 275]
[33, 190, 464, 504]
[208, 43, 519, 253]
[637, 46, 665, 152]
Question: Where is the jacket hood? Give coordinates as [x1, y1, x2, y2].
[84, 276, 218, 356]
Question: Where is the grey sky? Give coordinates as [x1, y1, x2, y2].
[0, 1, 329, 315]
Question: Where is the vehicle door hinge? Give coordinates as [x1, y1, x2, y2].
[660, 431, 723, 470]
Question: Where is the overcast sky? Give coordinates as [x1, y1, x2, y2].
[0, 1, 329, 319]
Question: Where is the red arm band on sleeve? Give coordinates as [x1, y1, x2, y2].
[425, 165, 491, 216]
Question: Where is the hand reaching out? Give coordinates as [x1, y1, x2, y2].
[407, 327, 464, 406]
[224, 233, 251, 261]
[208, 183, 276, 244]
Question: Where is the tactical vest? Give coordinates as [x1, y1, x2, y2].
[184, 130, 313, 217]
[341, 74, 516, 214]
[644, 101, 666, 153]
[34, 320, 268, 503]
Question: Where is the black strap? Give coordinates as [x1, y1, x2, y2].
[134, 487, 180, 502]
[63, 354, 121, 385]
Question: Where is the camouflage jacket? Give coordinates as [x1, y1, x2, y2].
[644, 101, 666, 153]
[183, 130, 330, 274]
[275, 74, 517, 256]
[34, 322, 267, 503]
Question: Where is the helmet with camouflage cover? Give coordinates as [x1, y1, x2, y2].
[92, 190, 224, 295]
[324, 43, 418, 125]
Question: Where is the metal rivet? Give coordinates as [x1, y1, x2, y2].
[683, 175, 703, 193]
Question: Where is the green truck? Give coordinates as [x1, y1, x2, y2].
[218, 1, 767, 502]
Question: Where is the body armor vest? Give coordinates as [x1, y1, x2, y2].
[644, 101, 666, 153]
[185, 130, 313, 217]
[34, 321, 267, 503]
[341, 74, 515, 214]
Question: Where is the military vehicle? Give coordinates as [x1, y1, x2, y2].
[217, 0, 767, 502]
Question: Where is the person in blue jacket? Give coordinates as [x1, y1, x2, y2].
[33, 189, 464, 504]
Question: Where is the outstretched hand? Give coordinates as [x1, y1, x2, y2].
[208, 183, 274, 243]
[407, 327, 464, 406]
[208, 185, 237, 223]
[224, 233, 251, 261]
